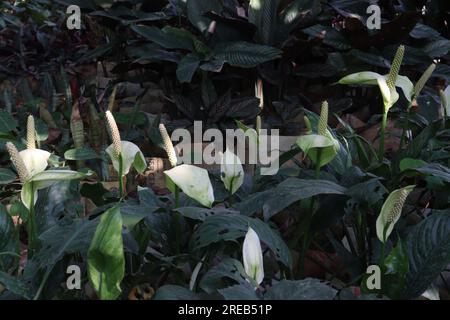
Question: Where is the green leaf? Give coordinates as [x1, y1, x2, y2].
[234, 178, 346, 219]
[0, 109, 18, 132]
[192, 214, 292, 268]
[265, 279, 337, 300]
[414, 163, 450, 184]
[64, 147, 99, 160]
[214, 42, 281, 68]
[219, 283, 260, 300]
[187, 0, 222, 33]
[31, 219, 97, 273]
[175, 207, 238, 222]
[88, 207, 125, 300]
[153, 285, 199, 300]
[131, 25, 193, 50]
[176, 54, 200, 83]
[248, 0, 279, 45]
[199, 258, 253, 294]
[0, 168, 16, 185]
[399, 158, 428, 172]
[0, 204, 17, 272]
[0, 271, 31, 299]
[383, 239, 408, 299]
[401, 211, 450, 299]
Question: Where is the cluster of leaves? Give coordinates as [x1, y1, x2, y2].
[0, 0, 449, 301]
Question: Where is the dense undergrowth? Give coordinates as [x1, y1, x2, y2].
[0, 0, 450, 300]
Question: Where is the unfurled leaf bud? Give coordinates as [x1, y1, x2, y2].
[26, 115, 36, 150]
[6, 142, 29, 183]
[105, 111, 121, 157]
[387, 45, 405, 90]
[159, 123, 177, 168]
[318, 101, 328, 137]
[414, 63, 436, 98]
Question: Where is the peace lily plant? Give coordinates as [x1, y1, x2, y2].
[339, 45, 408, 160]
[6, 115, 89, 252]
[104, 111, 146, 198]
[296, 101, 340, 177]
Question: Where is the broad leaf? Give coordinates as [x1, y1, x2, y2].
[401, 211, 450, 299]
[214, 42, 281, 68]
[200, 258, 253, 294]
[0, 168, 16, 185]
[153, 285, 199, 300]
[234, 178, 346, 219]
[0, 109, 17, 132]
[88, 207, 125, 300]
[176, 54, 200, 83]
[192, 214, 292, 268]
[265, 279, 337, 300]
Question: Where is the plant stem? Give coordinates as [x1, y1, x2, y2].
[378, 111, 388, 162]
[173, 186, 181, 254]
[28, 183, 37, 257]
[400, 103, 413, 149]
[118, 155, 124, 199]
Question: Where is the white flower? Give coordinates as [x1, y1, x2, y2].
[19, 149, 51, 178]
[243, 227, 264, 285]
[164, 164, 214, 208]
[220, 149, 244, 195]
[105, 141, 146, 176]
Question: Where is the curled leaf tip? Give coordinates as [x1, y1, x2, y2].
[105, 111, 121, 157]
[6, 142, 29, 183]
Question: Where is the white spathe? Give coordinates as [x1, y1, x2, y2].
[164, 164, 214, 208]
[220, 149, 244, 195]
[19, 149, 51, 178]
[106, 141, 146, 176]
[339, 72, 413, 110]
[243, 227, 264, 285]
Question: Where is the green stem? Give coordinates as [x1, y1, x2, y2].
[400, 103, 412, 149]
[173, 186, 181, 254]
[378, 111, 388, 162]
[315, 149, 322, 179]
[28, 183, 37, 257]
[118, 155, 124, 199]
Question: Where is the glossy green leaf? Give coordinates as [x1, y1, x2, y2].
[402, 211, 450, 299]
[0, 168, 16, 185]
[265, 279, 337, 300]
[88, 206, 125, 300]
[192, 214, 292, 268]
